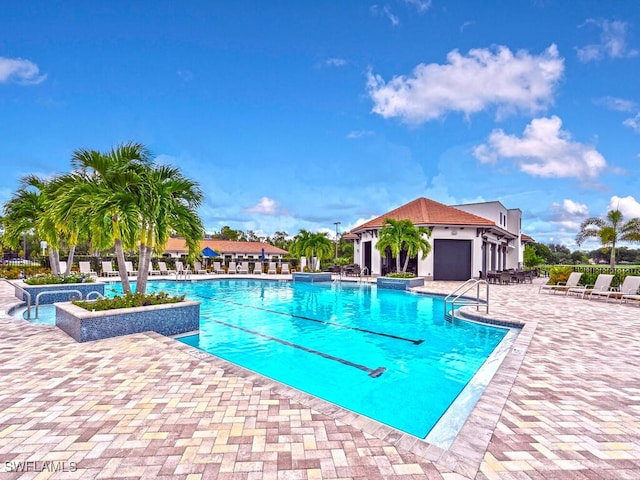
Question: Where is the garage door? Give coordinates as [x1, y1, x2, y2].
[433, 239, 472, 281]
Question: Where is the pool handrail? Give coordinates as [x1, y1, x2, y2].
[444, 279, 489, 320]
[35, 289, 83, 319]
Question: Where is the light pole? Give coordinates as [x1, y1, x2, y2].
[333, 221, 341, 263]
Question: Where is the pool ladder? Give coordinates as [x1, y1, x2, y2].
[444, 279, 489, 321]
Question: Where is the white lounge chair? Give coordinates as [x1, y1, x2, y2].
[101, 261, 119, 277]
[237, 261, 249, 274]
[281, 263, 290, 274]
[58, 261, 68, 275]
[212, 262, 224, 274]
[539, 272, 583, 294]
[125, 261, 137, 277]
[193, 261, 208, 274]
[149, 263, 162, 275]
[253, 263, 263, 275]
[157, 261, 175, 275]
[598, 275, 640, 303]
[567, 274, 614, 299]
[227, 261, 237, 274]
[267, 262, 277, 274]
[78, 261, 96, 277]
[175, 261, 190, 275]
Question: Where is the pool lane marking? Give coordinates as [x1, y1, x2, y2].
[196, 294, 424, 345]
[204, 316, 386, 378]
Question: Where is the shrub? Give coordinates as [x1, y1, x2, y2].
[386, 272, 415, 278]
[73, 292, 185, 311]
[24, 273, 94, 285]
[547, 266, 573, 285]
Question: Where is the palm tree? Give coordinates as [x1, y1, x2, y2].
[376, 218, 432, 273]
[576, 209, 640, 269]
[290, 230, 333, 271]
[2, 175, 66, 275]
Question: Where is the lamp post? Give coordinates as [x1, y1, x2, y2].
[333, 221, 341, 263]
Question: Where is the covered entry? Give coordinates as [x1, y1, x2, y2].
[433, 239, 472, 281]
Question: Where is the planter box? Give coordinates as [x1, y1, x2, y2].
[376, 277, 425, 290]
[292, 272, 332, 283]
[55, 300, 200, 343]
[16, 281, 105, 305]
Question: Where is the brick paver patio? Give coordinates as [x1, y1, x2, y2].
[1, 276, 639, 479]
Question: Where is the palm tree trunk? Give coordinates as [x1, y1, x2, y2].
[610, 243, 616, 270]
[395, 255, 401, 273]
[49, 249, 59, 276]
[136, 243, 150, 295]
[66, 245, 76, 276]
[114, 239, 132, 294]
[402, 253, 410, 273]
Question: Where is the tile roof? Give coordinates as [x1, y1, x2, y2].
[164, 237, 289, 255]
[351, 197, 496, 232]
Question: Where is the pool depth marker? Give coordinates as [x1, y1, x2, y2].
[198, 295, 424, 346]
[205, 316, 386, 378]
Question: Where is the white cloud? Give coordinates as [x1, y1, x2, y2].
[367, 44, 564, 123]
[460, 21, 475, 33]
[0, 56, 47, 85]
[623, 113, 640, 133]
[576, 19, 639, 62]
[404, 0, 431, 13]
[324, 57, 347, 67]
[595, 96, 636, 112]
[473, 116, 608, 180]
[244, 197, 282, 216]
[346, 130, 374, 139]
[608, 195, 640, 218]
[562, 199, 589, 216]
[370, 5, 400, 26]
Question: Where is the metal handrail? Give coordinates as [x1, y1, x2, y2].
[86, 291, 105, 300]
[35, 289, 83, 319]
[1, 278, 32, 320]
[444, 279, 489, 321]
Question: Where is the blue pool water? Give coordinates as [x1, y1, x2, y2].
[15, 279, 509, 439]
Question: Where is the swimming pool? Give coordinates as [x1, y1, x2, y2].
[14, 279, 512, 441]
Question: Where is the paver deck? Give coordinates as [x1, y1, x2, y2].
[1, 276, 639, 479]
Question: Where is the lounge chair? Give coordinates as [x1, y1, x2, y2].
[567, 274, 614, 299]
[597, 275, 640, 303]
[157, 261, 175, 275]
[78, 261, 96, 277]
[101, 261, 119, 277]
[59, 261, 68, 275]
[212, 262, 224, 274]
[281, 263, 290, 274]
[267, 262, 277, 274]
[539, 272, 583, 294]
[253, 263, 262, 275]
[237, 261, 249, 274]
[149, 263, 162, 275]
[193, 261, 208, 274]
[227, 261, 237, 274]
[125, 261, 137, 276]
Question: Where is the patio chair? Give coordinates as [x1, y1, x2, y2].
[193, 261, 208, 274]
[253, 263, 263, 275]
[539, 272, 582, 294]
[597, 275, 640, 303]
[267, 262, 277, 274]
[567, 274, 614, 299]
[281, 263, 290, 274]
[227, 261, 237, 274]
[212, 262, 224, 274]
[59, 261, 68, 274]
[149, 263, 162, 275]
[157, 261, 175, 275]
[237, 261, 249, 274]
[101, 261, 119, 277]
[78, 261, 96, 277]
[124, 261, 137, 276]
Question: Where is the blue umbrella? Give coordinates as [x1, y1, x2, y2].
[261, 248, 265, 262]
[202, 247, 219, 257]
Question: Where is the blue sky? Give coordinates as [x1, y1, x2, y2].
[1, 0, 639, 249]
